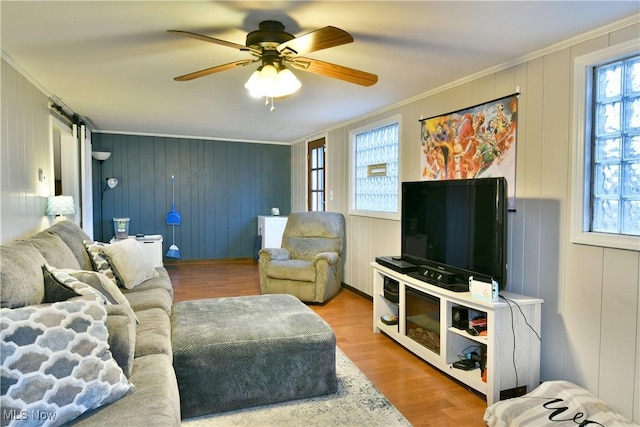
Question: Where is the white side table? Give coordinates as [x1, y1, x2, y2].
[110, 235, 164, 267]
[257, 216, 288, 248]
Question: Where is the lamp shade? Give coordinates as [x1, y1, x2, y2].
[46, 196, 76, 216]
[106, 177, 118, 189]
[92, 151, 111, 161]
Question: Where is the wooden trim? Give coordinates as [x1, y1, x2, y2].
[341, 282, 373, 302]
[164, 257, 257, 265]
[307, 137, 326, 211]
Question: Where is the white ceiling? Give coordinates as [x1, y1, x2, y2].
[2, 1, 638, 143]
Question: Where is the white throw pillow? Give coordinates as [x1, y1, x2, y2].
[102, 239, 159, 289]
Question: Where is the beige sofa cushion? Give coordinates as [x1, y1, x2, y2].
[47, 219, 94, 270]
[124, 267, 174, 298]
[124, 288, 173, 314]
[134, 308, 172, 358]
[0, 241, 47, 308]
[70, 354, 180, 427]
[28, 231, 81, 270]
[105, 304, 137, 378]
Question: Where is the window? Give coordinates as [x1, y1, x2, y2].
[592, 56, 640, 235]
[308, 137, 325, 211]
[350, 116, 401, 219]
[571, 40, 640, 251]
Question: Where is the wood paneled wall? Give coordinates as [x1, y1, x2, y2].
[0, 58, 53, 243]
[291, 20, 640, 422]
[3, 16, 639, 422]
[92, 133, 291, 260]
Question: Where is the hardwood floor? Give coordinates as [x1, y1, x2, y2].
[167, 260, 487, 426]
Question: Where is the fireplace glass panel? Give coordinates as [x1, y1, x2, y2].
[405, 287, 441, 354]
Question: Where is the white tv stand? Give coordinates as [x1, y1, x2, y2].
[372, 262, 543, 405]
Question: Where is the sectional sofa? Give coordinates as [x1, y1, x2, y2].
[0, 220, 180, 426]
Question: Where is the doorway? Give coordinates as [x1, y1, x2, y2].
[51, 115, 81, 223]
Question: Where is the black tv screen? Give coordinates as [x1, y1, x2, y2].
[401, 177, 508, 289]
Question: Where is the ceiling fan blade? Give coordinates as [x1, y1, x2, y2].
[167, 30, 260, 55]
[291, 57, 378, 87]
[174, 59, 256, 81]
[278, 26, 353, 55]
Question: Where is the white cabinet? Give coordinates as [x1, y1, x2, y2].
[257, 216, 288, 248]
[110, 235, 163, 267]
[372, 262, 543, 405]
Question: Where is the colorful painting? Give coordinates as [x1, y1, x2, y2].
[420, 93, 518, 209]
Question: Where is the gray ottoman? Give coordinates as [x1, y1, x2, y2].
[171, 294, 337, 418]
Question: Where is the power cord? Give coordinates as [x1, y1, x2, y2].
[502, 295, 519, 386]
[500, 295, 542, 340]
[499, 295, 542, 387]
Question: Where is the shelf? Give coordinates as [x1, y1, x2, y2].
[372, 261, 543, 405]
[378, 292, 399, 305]
[446, 366, 486, 394]
[448, 327, 488, 344]
[376, 320, 399, 336]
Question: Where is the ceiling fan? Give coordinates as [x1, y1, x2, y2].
[168, 20, 378, 96]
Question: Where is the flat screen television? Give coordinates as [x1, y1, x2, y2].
[401, 177, 508, 289]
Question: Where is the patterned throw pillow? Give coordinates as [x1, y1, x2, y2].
[42, 265, 107, 304]
[48, 268, 128, 306]
[42, 266, 139, 377]
[1, 299, 134, 426]
[47, 267, 139, 324]
[83, 241, 117, 285]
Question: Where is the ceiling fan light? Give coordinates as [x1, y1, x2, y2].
[245, 65, 278, 97]
[276, 68, 301, 95]
[260, 63, 278, 79]
[245, 63, 301, 98]
[244, 69, 263, 97]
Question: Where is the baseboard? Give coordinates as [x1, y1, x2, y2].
[341, 283, 373, 302]
[163, 257, 256, 265]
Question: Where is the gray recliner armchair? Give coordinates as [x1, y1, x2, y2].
[258, 211, 345, 303]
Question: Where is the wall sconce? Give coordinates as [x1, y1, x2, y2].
[46, 195, 76, 221]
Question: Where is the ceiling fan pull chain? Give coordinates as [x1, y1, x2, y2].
[263, 96, 275, 111]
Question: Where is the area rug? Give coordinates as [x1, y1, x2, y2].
[182, 346, 411, 426]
